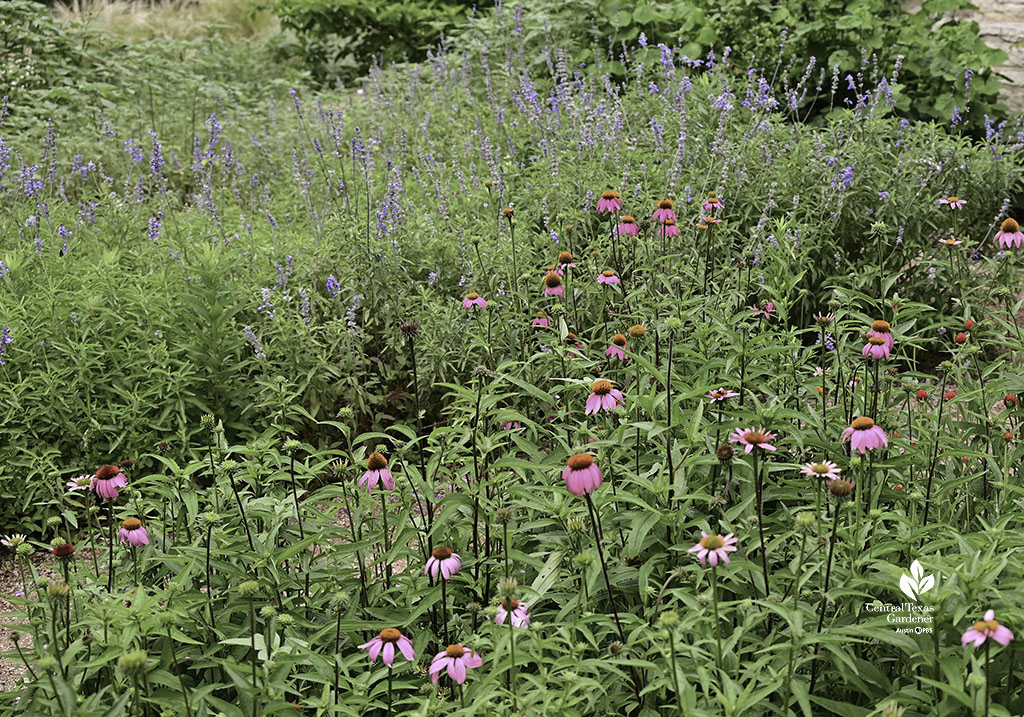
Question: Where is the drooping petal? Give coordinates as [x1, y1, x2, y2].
[397, 636, 416, 661]
[994, 626, 1014, 645]
[450, 658, 467, 684]
[367, 638, 383, 662]
[382, 641, 395, 667]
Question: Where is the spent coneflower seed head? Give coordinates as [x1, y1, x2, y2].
[52, 544, 75, 558]
[628, 324, 646, 337]
[716, 444, 734, 462]
[829, 479, 854, 498]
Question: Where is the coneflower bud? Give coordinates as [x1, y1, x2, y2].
[399, 320, 420, 335]
[238, 580, 261, 598]
[716, 444, 734, 462]
[498, 578, 518, 598]
[496, 507, 514, 524]
[628, 324, 646, 337]
[200, 414, 215, 429]
[118, 649, 148, 674]
[658, 610, 680, 629]
[284, 439, 301, 452]
[47, 581, 69, 598]
[828, 479, 854, 498]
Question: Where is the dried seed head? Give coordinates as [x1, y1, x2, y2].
[716, 444, 734, 462]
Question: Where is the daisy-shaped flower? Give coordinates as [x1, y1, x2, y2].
[652, 199, 677, 225]
[585, 379, 623, 415]
[543, 272, 564, 298]
[660, 218, 679, 237]
[358, 452, 395, 493]
[605, 334, 629, 360]
[707, 388, 739, 403]
[531, 312, 552, 328]
[962, 610, 1014, 647]
[703, 194, 724, 212]
[729, 427, 777, 453]
[688, 532, 738, 567]
[425, 546, 461, 580]
[430, 644, 483, 684]
[557, 251, 576, 270]
[597, 269, 620, 285]
[67, 475, 93, 492]
[562, 453, 603, 496]
[496, 598, 530, 628]
[462, 292, 486, 310]
[867, 320, 894, 351]
[939, 196, 966, 210]
[118, 518, 150, 547]
[617, 216, 639, 237]
[842, 417, 888, 454]
[359, 628, 416, 666]
[995, 218, 1024, 249]
[596, 190, 622, 215]
[862, 336, 890, 360]
[1, 534, 27, 549]
[751, 301, 776, 320]
[90, 464, 127, 500]
[800, 461, 841, 481]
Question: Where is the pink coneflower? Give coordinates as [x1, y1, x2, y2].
[67, 475, 92, 492]
[862, 336, 890, 360]
[703, 193, 724, 212]
[702, 215, 722, 225]
[531, 312, 552, 328]
[543, 272, 564, 298]
[707, 388, 739, 402]
[359, 628, 416, 666]
[688, 531, 738, 567]
[118, 518, 150, 547]
[586, 379, 623, 415]
[617, 216, 639, 236]
[502, 421, 523, 431]
[842, 417, 888, 454]
[597, 269, 620, 285]
[462, 292, 486, 309]
[751, 301, 776, 320]
[729, 428, 777, 453]
[962, 610, 1014, 647]
[557, 251, 576, 269]
[91, 464, 127, 500]
[543, 263, 564, 277]
[939, 196, 966, 210]
[995, 218, 1024, 249]
[564, 332, 583, 352]
[605, 334, 629, 360]
[425, 546, 461, 580]
[800, 461, 841, 481]
[430, 644, 483, 684]
[596, 190, 622, 215]
[562, 453, 603, 496]
[867, 320, 894, 351]
[496, 598, 530, 628]
[652, 199, 677, 225]
[359, 452, 395, 493]
[659, 218, 679, 237]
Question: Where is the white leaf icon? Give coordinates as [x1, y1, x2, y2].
[910, 560, 925, 581]
[917, 574, 935, 594]
[899, 572, 919, 601]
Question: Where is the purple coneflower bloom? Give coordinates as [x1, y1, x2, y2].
[562, 453, 603, 496]
[118, 518, 150, 547]
[597, 269, 620, 285]
[962, 610, 1014, 647]
[688, 531, 738, 567]
[359, 628, 416, 666]
[496, 598, 530, 628]
[996, 218, 1024, 249]
[703, 194, 724, 212]
[429, 644, 483, 684]
[842, 417, 888, 454]
[531, 312, 552, 328]
[729, 428, 777, 453]
[939, 196, 966, 210]
[652, 199, 677, 225]
[707, 388, 739, 402]
[660, 218, 679, 237]
[617, 216, 639, 236]
[596, 190, 622, 215]
[586, 379, 623, 415]
[462, 292, 486, 309]
[605, 334, 628, 360]
[862, 336, 890, 360]
[867, 320, 894, 351]
[91, 465, 127, 500]
[543, 272, 564, 298]
[751, 301, 776, 320]
[359, 452, 394, 493]
[425, 546, 461, 580]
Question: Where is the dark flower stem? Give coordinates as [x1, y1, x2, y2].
[107, 501, 115, 593]
[167, 623, 194, 717]
[923, 365, 950, 528]
[205, 523, 216, 634]
[583, 492, 625, 642]
[752, 450, 769, 594]
[810, 496, 844, 694]
[440, 577, 450, 645]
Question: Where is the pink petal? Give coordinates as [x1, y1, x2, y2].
[995, 626, 1014, 645]
[368, 639, 383, 662]
[463, 652, 483, 668]
[382, 642, 395, 667]
[984, 609, 995, 621]
[398, 637, 416, 661]
[450, 658, 466, 684]
[585, 394, 600, 414]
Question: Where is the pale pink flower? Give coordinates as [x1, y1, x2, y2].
[703, 195, 724, 212]
[496, 598, 530, 628]
[751, 301, 776, 320]
[867, 320, 894, 351]
[359, 628, 417, 666]
[596, 190, 622, 215]
[605, 334, 629, 360]
[729, 428, 777, 453]
[862, 336, 890, 360]
[939, 196, 966, 210]
[430, 645, 483, 684]
[995, 218, 1024, 249]
[531, 313, 552, 328]
[652, 200, 677, 225]
[425, 546, 461, 580]
[359, 452, 395, 493]
[543, 272, 565, 298]
[962, 610, 1013, 647]
[597, 270, 620, 285]
[660, 219, 679, 237]
[706, 388, 739, 402]
[1, 534, 27, 549]
[562, 453, 603, 496]
[688, 531, 738, 567]
[90, 465, 127, 500]
[585, 379, 623, 415]
[800, 461, 841, 481]
[67, 475, 92, 492]
[842, 417, 888, 454]
[118, 519, 150, 547]
[617, 216, 639, 236]
[462, 292, 486, 309]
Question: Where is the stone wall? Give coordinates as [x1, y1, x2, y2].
[962, 1, 1024, 109]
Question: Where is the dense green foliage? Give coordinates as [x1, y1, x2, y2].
[3, 3, 1024, 715]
